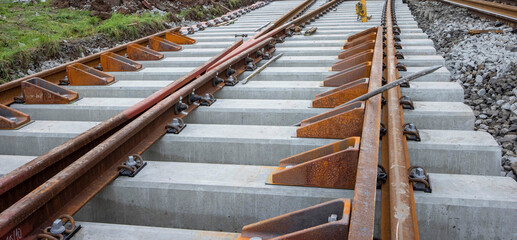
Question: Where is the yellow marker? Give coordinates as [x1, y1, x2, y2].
[356, 0, 368, 22]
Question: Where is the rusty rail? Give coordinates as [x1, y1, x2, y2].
[438, 0, 517, 23]
[346, 26, 383, 240]
[382, 0, 420, 238]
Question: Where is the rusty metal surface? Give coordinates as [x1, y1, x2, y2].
[148, 36, 182, 51]
[66, 63, 115, 86]
[100, 52, 142, 72]
[21, 78, 78, 104]
[0, 104, 30, 130]
[0, 27, 180, 106]
[297, 102, 364, 139]
[347, 26, 383, 240]
[165, 32, 196, 44]
[269, 137, 360, 189]
[384, 0, 419, 238]
[323, 62, 371, 87]
[126, 43, 164, 61]
[313, 78, 369, 108]
[343, 33, 377, 49]
[345, 27, 377, 43]
[338, 40, 375, 59]
[239, 199, 351, 240]
[331, 50, 374, 71]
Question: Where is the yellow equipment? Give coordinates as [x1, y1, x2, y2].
[355, 0, 369, 22]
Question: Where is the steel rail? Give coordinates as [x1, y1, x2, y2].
[347, 26, 384, 240]
[0, 27, 181, 106]
[438, 0, 517, 23]
[0, 37, 276, 239]
[384, 0, 420, 238]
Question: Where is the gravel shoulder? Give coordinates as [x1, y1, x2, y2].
[406, 0, 517, 180]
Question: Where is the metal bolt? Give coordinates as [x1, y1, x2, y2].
[413, 168, 425, 179]
[50, 219, 66, 234]
[328, 213, 338, 222]
[126, 155, 137, 168]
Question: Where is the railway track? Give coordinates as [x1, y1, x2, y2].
[0, 0, 516, 239]
[435, 0, 517, 23]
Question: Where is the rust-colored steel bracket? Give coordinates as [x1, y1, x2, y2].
[237, 199, 351, 240]
[100, 52, 142, 72]
[323, 62, 371, 87]
[165, 32, 196, 44]
[21, 78, 78, 104]
[338, 40, 375, 59]
[126, 44, 164, 61]
[343, 33, 377, 50]
[297, 101, 365, 139]
[331, 50, 374, 71]
[313, 78, 369, 108]
[66, 63, 115, 86]
[0, 104, 30, 130]
[346, 27, 378, 43]
[267, 137, 360, 189]
[148, 36, 182, 51]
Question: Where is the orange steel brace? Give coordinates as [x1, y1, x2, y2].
[384, 0, 420, 238]
[347, 26, 383, 240]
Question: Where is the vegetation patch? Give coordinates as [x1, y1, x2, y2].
[0, 1, 167, 83]
[0, 0, 256, 83]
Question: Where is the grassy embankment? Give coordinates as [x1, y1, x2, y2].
[0, 0, 250, 83]
[0, 2, 168, 83]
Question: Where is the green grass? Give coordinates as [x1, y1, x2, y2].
[0, 1, 167, 82]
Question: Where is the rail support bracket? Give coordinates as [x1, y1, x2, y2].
[238, 199, 351, 240]
[148, 36, 182, 51]
[118, 154, 147, 177]
[0, 104, 31, 130]
[174, 97, 189, 115]
[297, 102, 365, 139]
[323, 62, 371, 87]
[166, 118, 187, 134]
[313, 78, 369, 108]
[267, 137, 360, 189]
[21, 77, 79, 104]
[39, 215, 81, 240]
[409, 166, 432, 193]
[399, 96, 414, 110]
[331, 50, 374, 71]
[100, 52, 142, 72]
[376, 165, 387, 189]
[127, 43, 164, 61]
[403, 123, 421, 141]
[66, 63, 115, 85]
[165, 32, 196, 44]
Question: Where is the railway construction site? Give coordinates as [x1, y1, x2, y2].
[0, 0, 516, 239]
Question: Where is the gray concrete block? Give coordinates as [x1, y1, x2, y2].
[75, 222, 238, 240]
[0, 155, 35, 177]
[73, 161, 517, 239]
[184, 99, 473, 130]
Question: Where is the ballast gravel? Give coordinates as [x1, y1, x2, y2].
[405, 0, 517, 180]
